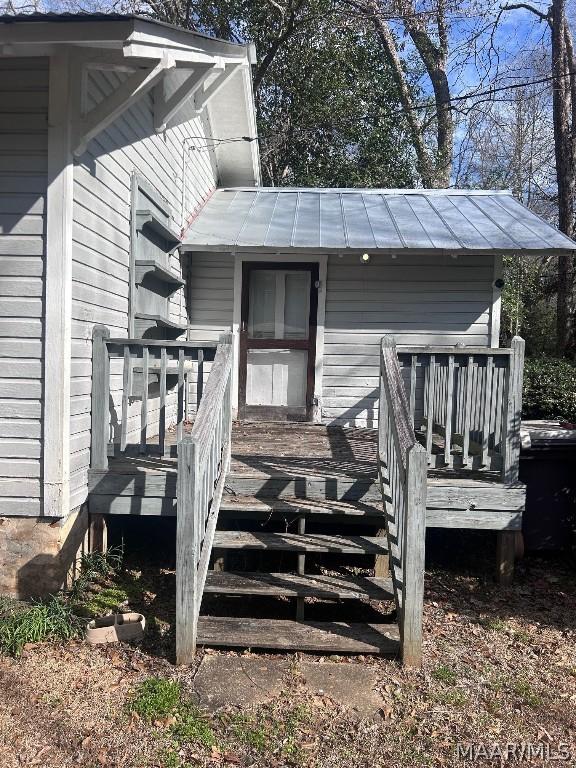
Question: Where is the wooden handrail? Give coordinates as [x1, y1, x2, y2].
[398, 345, 512, 356]
[107, 338, 217, 349]
[176, 331, 234, 665]
[378, 335, 427, 667]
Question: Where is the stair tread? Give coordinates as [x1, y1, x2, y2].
[212, 531, 389, 554]
[196, 616, 400, 653]
[204, 571, 394, 599]
[220, 495, 383, 517]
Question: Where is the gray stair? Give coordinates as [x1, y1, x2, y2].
[203, 571, 394, 600]
[220, 495, 384, 522]
[196, 616, 400, 654]
[212, 531, 389, 554]
[224, 473, 380, 502]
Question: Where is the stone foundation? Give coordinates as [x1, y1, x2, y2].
[0, 505, 89, 598]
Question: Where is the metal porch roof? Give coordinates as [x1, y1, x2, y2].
[181, 188, 576, 253]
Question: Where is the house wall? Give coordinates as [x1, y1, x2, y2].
[70, 68, 219, 512]
[0, 57, 48, 517]
[322, 253, 497, 426]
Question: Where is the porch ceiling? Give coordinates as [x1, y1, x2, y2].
[181, 188, 576, 254]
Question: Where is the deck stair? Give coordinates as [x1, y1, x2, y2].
[195, 485, 401, 655]
[87, 330, 526, 666]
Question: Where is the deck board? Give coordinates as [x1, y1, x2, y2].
[89, 422, 525, 529]
[196, 616, 400, 654]
[203, 571, 394, 599]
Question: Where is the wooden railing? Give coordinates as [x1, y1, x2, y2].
[397, 337, 525, 482]
[176, 331, 234, 665]
[90, 326, 217, 469]
[378, 336, 428, 667]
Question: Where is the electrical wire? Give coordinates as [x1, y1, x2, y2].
[181, 67, 573, 149]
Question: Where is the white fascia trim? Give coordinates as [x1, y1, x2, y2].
[241, 64, 262, 185]
[44, 51, 74, 518]
[491, 254, 503, 347]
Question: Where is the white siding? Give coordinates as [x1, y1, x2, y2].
[0, 58, 48, 516]
[186, 252, 235, 409]
[70, 69, 218, 511]
[322, 253, 496, 426]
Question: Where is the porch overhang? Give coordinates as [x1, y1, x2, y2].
[0, 13, 260, 186]
[180, 187, 576, 256]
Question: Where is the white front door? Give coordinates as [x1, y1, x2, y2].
[239, 264, 318, 421]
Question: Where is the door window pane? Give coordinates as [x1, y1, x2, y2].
[248, 270, 276, 338]
[284, 272, 310, 340]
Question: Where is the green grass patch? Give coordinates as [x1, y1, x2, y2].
[511, 678, 543, 708]
[479, 616, 507, 632]
[0, 595, 81, 656]
[432, 665, 457, 685]
[228, 702, 309, 760]
[170, 707, 217, 749]
[159, 748, 181, 768]
[432, 688, 468, 707]
[73, 585, 131, 618]
[128, 678, 182, 722]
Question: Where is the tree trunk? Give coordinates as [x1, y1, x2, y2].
[551, 0, 575, 353]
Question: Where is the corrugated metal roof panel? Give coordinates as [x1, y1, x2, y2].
[182, 188, 576, 253]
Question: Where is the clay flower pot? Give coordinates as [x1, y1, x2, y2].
[86, 612, 145, 645]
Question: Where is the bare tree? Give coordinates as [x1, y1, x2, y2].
[504, 0, 576, 353]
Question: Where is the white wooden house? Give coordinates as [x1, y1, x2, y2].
[1, 14, 575, 665]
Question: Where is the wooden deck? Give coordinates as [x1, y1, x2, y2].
[89, 422, 524, 531]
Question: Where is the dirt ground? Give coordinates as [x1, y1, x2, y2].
[0, 554, 575, 768]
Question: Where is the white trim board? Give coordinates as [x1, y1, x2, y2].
[44, 52, 74, 518]
[491, 254, 503, 347]
[231, 252, 327, 422]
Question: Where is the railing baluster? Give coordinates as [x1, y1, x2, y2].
[120, 344, 130, 454]
[139, 345, 148, 454]
[444, 354, 454, 467]
[409, 354, 417, 427]
[481, 355, 494, 466]
[159, 346, 167, 457]
[425, 355, 436, 465]
[177, 348, 184, 443]
[462, 355, 473, 467]
[197, 349, 204, 410]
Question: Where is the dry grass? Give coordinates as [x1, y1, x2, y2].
[0, 556, 574, 768]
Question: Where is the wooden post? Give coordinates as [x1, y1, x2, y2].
[374, 531, 390, 578]
[90, 325, 110, 471]
[496, 531, 516, 585]
[89, 513, 108, 553]
[159, 346, 167, 456]
[401, 443, 427, 668]
[296, 515, 305, 620]
[176, 438, 199, 665]
[502, 337, 525, 484]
